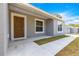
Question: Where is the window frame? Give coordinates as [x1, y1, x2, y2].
[35, 18, 45, 33]
[57, 21, 63, 33]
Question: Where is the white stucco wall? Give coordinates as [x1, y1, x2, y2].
[53, 19, 65, 36]
[0, 3, 8, 56]
[65, 26, 79, 34]
[71, 27, 78, 34]
[64, 26, 71, 34]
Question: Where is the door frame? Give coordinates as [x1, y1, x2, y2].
[11, 12, 27, 40]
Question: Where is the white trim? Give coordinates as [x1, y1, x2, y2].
[11, 12, 27, 40]
[57, 21, 63, 33]
[35, 18, 45, 33]
[57, 26, 63, 33]
[58, 31, 63, 33]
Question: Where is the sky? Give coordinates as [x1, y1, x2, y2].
[32, 3, 79, 24]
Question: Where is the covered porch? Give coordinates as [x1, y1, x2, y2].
[7, 35, 76, 56]
[7, 3, 56, 55]
[7, 36, 52, 56]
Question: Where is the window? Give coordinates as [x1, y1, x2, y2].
[57, 21, 63, 32]
[58, 24, 62, 31]
[35, 19, 44, 33]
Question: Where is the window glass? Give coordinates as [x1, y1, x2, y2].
[58, 24, 62, 31]
[36, 20, 44, 32]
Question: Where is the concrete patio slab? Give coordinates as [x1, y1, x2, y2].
[7, 35, 77, 56]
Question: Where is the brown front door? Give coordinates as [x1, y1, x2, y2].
[14, 16, 24, 38]
[11, 13, 26, 40]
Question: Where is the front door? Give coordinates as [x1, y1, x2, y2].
[11, 12, 27, 40]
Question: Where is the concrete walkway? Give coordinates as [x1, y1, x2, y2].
[7, 35, 77, 56]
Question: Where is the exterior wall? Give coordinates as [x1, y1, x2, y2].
[9, 4, 48, 38]
[53, 19, 65, 36]
[46, 19, 53, 36]
[27, 15, 47, 38]
[65, 26, 79, 34]
[75, 28, 79, 34]
[67, 27, 70, 34]
[70, 28, 78, 34]
[0, 4, 8, 56]
[73, 28, 78, 33]
[77, 28, 79, 33]
[8, 4, 64, 39]
[64, 26, 71, 34]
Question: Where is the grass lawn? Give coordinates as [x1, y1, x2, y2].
[34, 35, 68, 45]
[56, 37, 79, 56]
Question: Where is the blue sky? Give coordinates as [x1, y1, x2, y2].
[32, 3, 79, 24]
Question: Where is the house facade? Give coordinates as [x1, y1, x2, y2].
[0, 3, 65, 55]
[69, 27, 79, 34]
[65, 25, 79, 34]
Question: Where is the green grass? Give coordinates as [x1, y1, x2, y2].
[69, 24, 79, 27]
[34, 35, 68, 45]
[56, 37, 79, 56]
